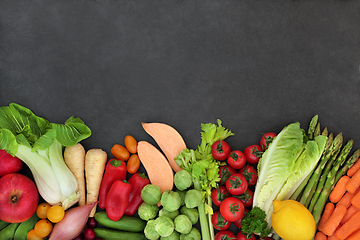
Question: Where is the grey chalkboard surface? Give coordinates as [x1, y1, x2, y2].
[1, 0, 360, 237]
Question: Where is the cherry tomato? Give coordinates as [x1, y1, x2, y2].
[211, 211, 231, 230]
[234, 188, 253, 207]
[214, 230, 235, 240]
[219, 165, 236, 185]
[239, 164, 258, 186]
[220, 197, 245, 222]
[236, 230, 256, 240]
[111, 144, 130, 161]
[260, 132, 277, 151]
[211, 140, 231, 161]
[34, 219, 53, 238]
[47, 205, 65, 223]
[225, 173, 248, 195]
[84, 228, 96, 240]
[244, 144, 263, 165]
[36, 202, 51, 219]
[227, 150, 246, 169]
[124, 135, 137, 154]
[233, 208, 249, 228]
[127, 154, 140, 174]
[211, 186, 231, 207]
[27, 229, 44, 240]
[87, 217, 97, 228]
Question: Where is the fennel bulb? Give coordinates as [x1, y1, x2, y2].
[0, 103, 91, 209]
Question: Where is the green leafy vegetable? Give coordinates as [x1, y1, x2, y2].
[241, 206, 272, 238]
[0, 103, 91, 209]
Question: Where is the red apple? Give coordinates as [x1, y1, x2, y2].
[0, 149, 23, 177]
[0, 173, 39, 223]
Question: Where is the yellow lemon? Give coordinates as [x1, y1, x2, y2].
[271, 199, 315, 240]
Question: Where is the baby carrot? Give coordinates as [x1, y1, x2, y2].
[348, 158, 360, 177]
[351, 189, 360, 208]
[346, 168, 360, 193]
[335, 211, 360, 239]
[314, 231, 327, 240]
[328, 233, 340, 240]
[338, 190, 358, 209]
[341, 205, 360, 225]
[347, 228, 360, 240]
[329, 175, 350, 203]
[318, 203, 335, 232]
[321, 204, 347, 236]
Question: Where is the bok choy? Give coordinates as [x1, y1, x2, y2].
[0, 103, 91, 209]
[252, 122, 327, 227]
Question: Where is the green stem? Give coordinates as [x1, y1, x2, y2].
[307, 115, 318, 140]
[198, 202, 211, 240]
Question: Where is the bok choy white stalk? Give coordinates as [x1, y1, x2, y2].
[0, 103, 91, 209]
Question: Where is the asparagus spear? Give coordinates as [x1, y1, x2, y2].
[335, 148, 360, 183]
[307, 115, 318, 140]
[312, 140, 355, 225]
[298, 132, 340, 206]
[314, 122, 321, 138]
[322, 127, 328, 137]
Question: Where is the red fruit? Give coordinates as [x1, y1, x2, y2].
[0, 149, 23, 177]
[0, 173, 39, 223]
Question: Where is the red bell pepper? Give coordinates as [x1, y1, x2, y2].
[105, 179, 132, 221]
[125, 172, 150, 216]
[98, 159, 127, 209]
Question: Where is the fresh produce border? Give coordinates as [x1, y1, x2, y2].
[1, 103, 360, 240]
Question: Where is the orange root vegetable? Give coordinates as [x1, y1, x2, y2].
[347, 228, 360, 240]
[85, 149, 107, 217]
[329, 175, 350, 203]
[142, 122, 186, 172]
[341, 205, 360, 225]
[314, 231, 327, 240]
[347, 158, 360, 177]
[318, 203, 335, 232]
[321, 204, 347, 236]
[328, 233, 341, 240]
[335, 211, 360, 239]
[137, 141, 174, 193]
[351, 189, 360, 208]
[346, 168, 360, 193]
[64, 143, 86, 206]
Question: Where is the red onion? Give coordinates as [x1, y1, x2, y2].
[49, 202, 97, 240]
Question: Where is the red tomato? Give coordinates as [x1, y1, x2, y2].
[220, 197, 245, 222]
[227, 150, 246, 169]
[211, 211, 231, 230]
[235, 188, 253, 207]
[239, 164, 258, 186]
[260, 132, 277, 151]
[211, 140, 231, 161]
[243, 144, 263, 165]
[214, 230, 235, 240]
[226, 173, 248, 195]
[236, 230, 256, 240]
[219, 165, 237, 185]
[233, 208, 249, 228]
[211, 186, 231, 207]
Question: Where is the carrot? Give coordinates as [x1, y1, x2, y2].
[329, 175, 350, 203]
[346, 167, 360, 193]
[142, 122, 186, 172]
[318, 203, 335, 232]
[64, 143, 86, 206]
[351, 188, 360, 208]
[321, 204, 347, 236]
[327, 233, 341, 240]
[341, 205, 360, 225]
[314, 231, 327, 240]
[338, 189, 359, 209]
[347, 228, 360, 240]
[137, 141, 174, 193]
[335, 210, 360, 239]
[348, 158, 360, 177]
[85, 148, 107, 217]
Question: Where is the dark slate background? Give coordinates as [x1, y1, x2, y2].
[0, 0, 360, 234]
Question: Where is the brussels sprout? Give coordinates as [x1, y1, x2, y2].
[180, 227, 201, 240]
[184, 189, 203, 208]
[141, 184, 162, 205]
[174, 214, 192, 234]
[144, 220, 160, 240]
[176, 190, 186, 206]
[180, 206, 199, 224]
[161, 190, 181, 212]
[174, 169, 192, 191]
[159, 208, 180, 220]
[160, 230, 180, 240]
[138, 202, 159, 221]
[154, 216, 175, 237]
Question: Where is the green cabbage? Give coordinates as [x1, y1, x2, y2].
[253, 122, 327, 226]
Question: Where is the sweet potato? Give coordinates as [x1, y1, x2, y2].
[142, 122, 186, 172]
